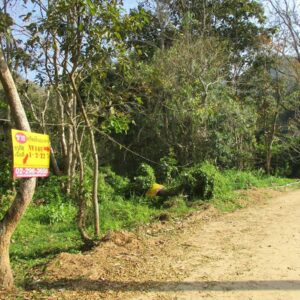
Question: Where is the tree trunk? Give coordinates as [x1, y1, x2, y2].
[266, 148, 272, 175]
[70, 76, 100, 238]
[0, 235, 12, 289]
[265, 112, 278, 174]
[71, 114, 95, 247]
[0, 50, 36, 289]
[50, 147, 62, 175]
[65, 93, 77, 194]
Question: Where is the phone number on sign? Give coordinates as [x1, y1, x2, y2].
[13, 168, 49, 178]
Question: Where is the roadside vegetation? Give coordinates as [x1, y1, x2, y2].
[0, 162, 294, 287]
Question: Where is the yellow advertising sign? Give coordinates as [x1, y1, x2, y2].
[11, 129, 50, 178]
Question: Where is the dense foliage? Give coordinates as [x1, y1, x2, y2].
[1, 0, 299, 177]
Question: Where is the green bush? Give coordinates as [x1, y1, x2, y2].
[130, 163, 156, 195]
[34, 176, 70, 204]
[98, 172, 116, 201]
[180, 162, 229, 200]
[158, 154, 179, 184]
[100, 166, 130, 195]
[31, 176, 77, 225]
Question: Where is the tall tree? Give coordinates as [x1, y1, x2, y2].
[268, 0, 300, 63]
[19, 0, 148, 242]
[0, 46, 36, 289]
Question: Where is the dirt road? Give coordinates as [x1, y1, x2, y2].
[4, 188, 300, 300]
[128, 188, 300, 300]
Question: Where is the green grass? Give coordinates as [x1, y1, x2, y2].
[11, 204, 81, 286]
[224, 169, 296, 190]
[99, 196, 160, 231]
[211, 170, 298, 212]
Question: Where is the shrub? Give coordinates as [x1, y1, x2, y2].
[100, 166, 130, 195]
[34, 176, 70, 204]
[130, 163, 156, 195]
[32, 176, 78, 225]
[158, 154, 179, 184]
[98, 172, 116, 201]
[179, 162, 229, 200]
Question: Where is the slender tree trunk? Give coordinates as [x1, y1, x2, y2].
[73, 126, 95, 247]
[68, 113, 94, 246]
[50, 147, 62, 175]
[65, 93, 77, 194]
[70, 76, 100, 238]
[265, 147, 272, 175]
[56, 92, 68, 174]
[265, 112, 278, 174]
[0, 51, 36, 289]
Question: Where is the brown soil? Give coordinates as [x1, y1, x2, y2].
[2, 187, 300, 300]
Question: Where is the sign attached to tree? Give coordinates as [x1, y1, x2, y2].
[11, 129, 50, 178]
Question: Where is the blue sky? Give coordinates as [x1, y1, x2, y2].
[123, 0, 139, 11]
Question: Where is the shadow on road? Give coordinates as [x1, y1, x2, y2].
[27, 279, 300, 292]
